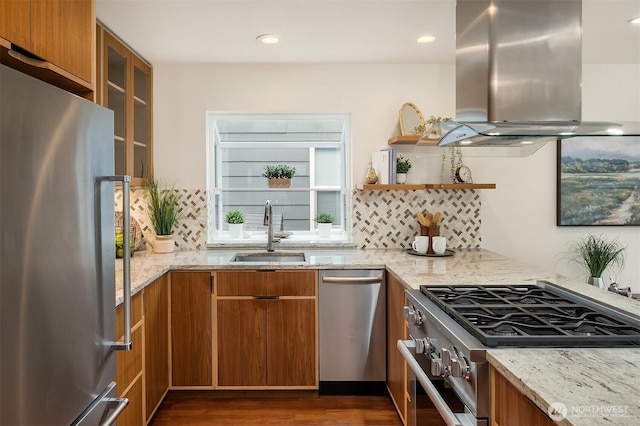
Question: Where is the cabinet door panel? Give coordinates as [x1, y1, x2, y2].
[171, 272, 212, 386]
[386, 273, 408, 423]
[217, 299, 267, 386]
[267, 270, 316, 297]
[31, 0, 94, 84]
[118, 376, 144, 426]
[144, 274, 169, 420]
[267, 299, 316, 386]
[0, 0, 30, 48]
[217, 271, 267, 296]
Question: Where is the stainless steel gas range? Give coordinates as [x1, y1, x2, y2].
[397, 281, 640, 426]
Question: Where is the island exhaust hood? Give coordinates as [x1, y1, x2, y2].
[421, 0, 640, 156]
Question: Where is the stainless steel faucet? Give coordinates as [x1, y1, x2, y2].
[264, 200, 275, 252]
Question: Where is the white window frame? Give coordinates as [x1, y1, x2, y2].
[205, 111, 352, 246]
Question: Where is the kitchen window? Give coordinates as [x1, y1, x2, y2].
[206, 112, 351, 244]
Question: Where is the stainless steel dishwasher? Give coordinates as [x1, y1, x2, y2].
[318, 269, 386, 395]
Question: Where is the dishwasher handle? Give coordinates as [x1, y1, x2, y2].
[322, 276, 383, 284]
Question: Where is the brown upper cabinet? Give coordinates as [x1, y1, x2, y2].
[0, 0, 94, 95]
[96, 23, 153, 186]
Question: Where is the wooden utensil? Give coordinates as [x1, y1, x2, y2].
[425, 211, 433, 227]
[433, 212, 442, 226]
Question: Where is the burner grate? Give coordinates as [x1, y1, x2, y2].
[420, 284, 640, 347]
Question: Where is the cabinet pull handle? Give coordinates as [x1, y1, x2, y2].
[8, 49, 48, 69]
[322, 276, 383, 284]
[253, 295, 279, 300]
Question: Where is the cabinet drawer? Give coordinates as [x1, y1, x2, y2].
[116, 322, 143, 392]
[217, 270, 316, 297]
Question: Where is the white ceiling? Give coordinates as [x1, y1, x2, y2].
[96, 0, 640, 65]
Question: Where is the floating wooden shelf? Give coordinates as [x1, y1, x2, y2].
[387, 135, 438, 145]
[360, 183, 496, 190]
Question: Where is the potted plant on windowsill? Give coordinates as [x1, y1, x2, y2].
[147, 178, 180, 253]
[396, 155, 412, 184]
[315, 212, 334, 238]
[263, 164, 296, 188]
[225, 209, 245, 238]
[568, 234, 626, 289]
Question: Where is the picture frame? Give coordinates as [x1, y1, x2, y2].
[557, 137, 640, 226]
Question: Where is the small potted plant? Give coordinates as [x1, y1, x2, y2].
[568, 234, 625, 289]
[225, 209, 245, 238]
[263, 164, 296, 188]
[147, 178, 180, 253]
[315, 212, 334, 238]
[396, 156, 412, 184]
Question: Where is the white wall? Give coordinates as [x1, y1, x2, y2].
[153, 62, 640, 291]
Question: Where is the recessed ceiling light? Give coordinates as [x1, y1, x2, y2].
[417, 35, 436, 44]
[256, 34, 280, 45]
[629, 17, 640, 24]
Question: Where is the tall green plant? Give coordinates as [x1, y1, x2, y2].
[569, 234, 625, 278]
[147, 179, 180, 236]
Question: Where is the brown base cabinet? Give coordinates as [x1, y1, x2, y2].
[115, 291, 144, 426]
[216, 270, 318, 388]
[386, 272, 408, 424]
[171, 271, 213, 387]
[143, 273, 170, 421]
[491, 367, 555, 426]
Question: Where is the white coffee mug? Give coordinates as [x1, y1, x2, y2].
[432, 236, 447, 254]
[412, 236, 428, 254]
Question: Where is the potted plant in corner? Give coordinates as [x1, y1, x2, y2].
[396, 156, 412, 184]
[263, 164, 296, 188]
[225, 209, 245, 238]
[147, 178, 180, 253]
[568, 234, 625, 289]
[316, 212, 334, 238]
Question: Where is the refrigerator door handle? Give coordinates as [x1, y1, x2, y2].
[100, 396, 129, 426]
[107, 175, 132, 351]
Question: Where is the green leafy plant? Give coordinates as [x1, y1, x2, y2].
[396, 156, 412, 174]
[426, 115, 452, 127]
[568, 234, 626, 278]
[225, 209, 245, 224]
[147, 179, 180, 236]
[262, 164, 296, 179]
[315, 212, 334, 223]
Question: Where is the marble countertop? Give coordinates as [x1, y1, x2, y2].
[116, 247, 640, 425]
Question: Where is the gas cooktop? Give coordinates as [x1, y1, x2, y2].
[419, 283, 640, 347]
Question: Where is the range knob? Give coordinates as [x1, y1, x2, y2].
[439, 348, 452, 377]
[415, 337, 437, 356]
[430, 358, 443, 377]
[404, 305, 423, 326]
[450, 355, 471, 380]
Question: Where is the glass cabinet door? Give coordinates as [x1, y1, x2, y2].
[132, 57, 151, 180]
[105, 35, 128, 176]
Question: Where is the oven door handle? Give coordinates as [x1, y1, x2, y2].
[398, 340, 464, 426]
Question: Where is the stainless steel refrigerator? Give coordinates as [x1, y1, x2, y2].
[1, 64, 132, 425]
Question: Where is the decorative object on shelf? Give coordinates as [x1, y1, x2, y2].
[398, 102, 425, 136]
[566, 234, 626, 289]
[263, 164, 296, 188]
[423, 115, 452, 140]
[415, 210, 444, 254]
[442, 146, 464, 183]
[557, 137, 640, 226]
[315, 212, 334, 238]
[365, 163, 378, 184]
[147, 178, 180, 253]
[396, 155, 412, 184]
[454, 165, 473, 184]
[225, 209, 245, 238]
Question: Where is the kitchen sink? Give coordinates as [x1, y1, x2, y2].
[231, 252, 306, 263]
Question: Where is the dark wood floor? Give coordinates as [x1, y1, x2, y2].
[149, 390, 403, 425]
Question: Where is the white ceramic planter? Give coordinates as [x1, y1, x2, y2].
[229, 223, 243, 238]
[396, 173, 407, 184]
[154, 234, 175, 253]
[318, 223, 332, 238]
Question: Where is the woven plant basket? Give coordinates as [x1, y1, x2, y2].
[267, 178, 291, 188]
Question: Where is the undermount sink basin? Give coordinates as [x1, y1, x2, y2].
[231, 252, 306, 263]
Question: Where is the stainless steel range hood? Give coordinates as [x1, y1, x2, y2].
[420, 0, 640, 156]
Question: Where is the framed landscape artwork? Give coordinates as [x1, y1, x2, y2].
[557, 137, 640, 226]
